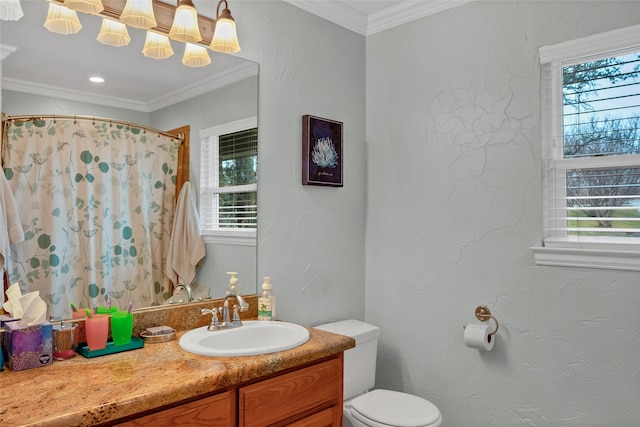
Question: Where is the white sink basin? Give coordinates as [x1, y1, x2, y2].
[179, 321, 310, 357]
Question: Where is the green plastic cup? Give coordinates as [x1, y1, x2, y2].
[96, 306, 118, 315]
[110, 311, 133, 346]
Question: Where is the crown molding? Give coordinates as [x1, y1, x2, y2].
[147, 61, 259, 111]
[2, 77, 151, 112]
[367, 0, 471, 36]
[284, 0, 471, 36]
[283, 0, 368, 35]
[2, 61, 258, 113]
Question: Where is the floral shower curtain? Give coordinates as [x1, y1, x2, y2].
[2, 117, 180, 318]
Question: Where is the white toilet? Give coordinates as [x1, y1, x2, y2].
[316, 319, 442, 427]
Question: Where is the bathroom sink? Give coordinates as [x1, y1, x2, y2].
[178, 321, 310, 357]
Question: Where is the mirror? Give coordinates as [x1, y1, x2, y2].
[0, 1, 259, 314]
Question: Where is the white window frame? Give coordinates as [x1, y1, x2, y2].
[533, 24, 640, 271]
[199, 116, 257, 246]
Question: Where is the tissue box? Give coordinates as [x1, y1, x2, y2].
[4, 321, 53, 371]
[0, 315, 19, 327]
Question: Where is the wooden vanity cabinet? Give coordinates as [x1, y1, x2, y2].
[239, 355, 343, 426]
[114, 354, 343, 427]
[115, 391, 236, 426]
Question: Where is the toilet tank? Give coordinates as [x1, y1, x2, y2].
[315, 319, 380, 400]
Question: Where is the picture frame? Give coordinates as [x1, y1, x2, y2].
[302, 115, 343, 187]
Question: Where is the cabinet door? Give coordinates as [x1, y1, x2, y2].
[239, 356, 343, 427]
[115, 390, 236, 427]
[286, 405, 342, 427]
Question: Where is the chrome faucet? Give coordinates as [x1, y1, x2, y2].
[222, 293, 249, 326]
[201, 292, 249, 331]
[174, 282, 193, 302]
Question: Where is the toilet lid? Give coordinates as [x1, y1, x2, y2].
[350, 389, 441, 427]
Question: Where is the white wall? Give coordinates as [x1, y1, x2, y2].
[230, 1, 367, 324]
[366, 1, 640, 425]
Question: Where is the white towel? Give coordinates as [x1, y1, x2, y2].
[165, 182, 205, 287]
[0, 171, 24, 273]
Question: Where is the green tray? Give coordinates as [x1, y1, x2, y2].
[76, 336, 144, 358]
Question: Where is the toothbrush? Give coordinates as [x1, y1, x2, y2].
[106, 296, 111, 310]
[85, 309, 93, 318]
[70, 303, 78, 312]
[127, 302, 133, 314]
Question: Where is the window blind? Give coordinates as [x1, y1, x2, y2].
[199, 118, 257, 234]
[542, 49, 640, 240]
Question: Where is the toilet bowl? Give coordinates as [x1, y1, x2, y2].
[345, 389, 442, 427]
[315, 319, 442, 427]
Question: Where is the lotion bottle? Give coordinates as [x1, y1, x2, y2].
[258, 277, 275, 321]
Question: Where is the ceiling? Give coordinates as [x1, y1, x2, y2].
[0, 0, 257, 112]
[1, 1, 466, 111]
[285, 0, 470, 36]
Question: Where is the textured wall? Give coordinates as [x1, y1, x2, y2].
[365, 1, 640, 426]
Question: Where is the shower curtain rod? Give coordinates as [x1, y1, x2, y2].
[2, 113, 185, 143]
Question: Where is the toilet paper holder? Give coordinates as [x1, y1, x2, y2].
[465, 305, 499, 337]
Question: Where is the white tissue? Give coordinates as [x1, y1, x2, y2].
[17, 291, 47, 326]
[2, 282, 23, 318]
[2, 283, 47, 326]
[464, 323, 495, 351]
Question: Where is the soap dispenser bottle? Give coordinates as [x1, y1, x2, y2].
[258, 277, 276, 321]
[226, 272, 241, 295]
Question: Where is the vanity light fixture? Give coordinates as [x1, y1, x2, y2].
[168, 0, 202, 44]
[43, 0, 241, 67]
[142, 31, 174, 60]
[96, 18, 131, 47]
[0, 0, 24, 21]
[44, 2, 82, 35]
[182, 42, 211, 68]
[210, 0, 240, 54]
[120, 0, 156, 30]
[63, 0, 103, 15]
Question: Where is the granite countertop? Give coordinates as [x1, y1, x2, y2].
[0, 323, 354, 427]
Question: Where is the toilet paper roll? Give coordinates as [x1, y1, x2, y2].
[464, 323, 495, 351]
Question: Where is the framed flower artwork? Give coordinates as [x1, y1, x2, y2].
[302, 115, 343, 187]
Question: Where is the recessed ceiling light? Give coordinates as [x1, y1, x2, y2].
[89, 76, 105, 83]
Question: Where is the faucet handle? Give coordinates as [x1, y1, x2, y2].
[231, 304, 243, 325]
[202, 307, 221, 331]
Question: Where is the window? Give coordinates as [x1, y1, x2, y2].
[200, 117, 257, 245]
[534, 24, 640, 270]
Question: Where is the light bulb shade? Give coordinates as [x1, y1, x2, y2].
[168, 1, 202, 43]
[63, 0, 103, 15]
[0, 0, 24, 21]
[97, 18, 131, 47]
[142, 31, 174, 59]
[210, 17, 240, 53]
[182, 43, 211, 68]
[44, 3, 82, 35]
[120, 0, 157, 30]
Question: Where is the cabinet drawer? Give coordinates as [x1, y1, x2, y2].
[239, 357, 343, 427]
[286, 406, 342, 427]
[115, 390, 236, 427]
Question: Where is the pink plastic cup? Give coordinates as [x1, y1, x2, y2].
[85, 314, 110, 351]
